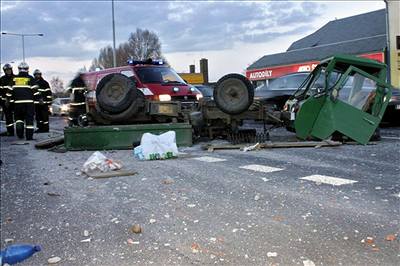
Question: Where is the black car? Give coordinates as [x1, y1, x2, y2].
[254, 72, 311, 110]
[195, 85, 214, 100]
[382, 87, 400, 125]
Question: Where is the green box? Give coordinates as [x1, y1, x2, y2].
[64, 123, 192, 151]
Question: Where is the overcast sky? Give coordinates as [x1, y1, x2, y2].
[1, 0, 385, 85]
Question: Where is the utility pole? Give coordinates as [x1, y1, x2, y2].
[112, 0, 117, 67]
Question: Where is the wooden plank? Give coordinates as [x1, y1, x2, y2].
[35, 136, 65, 149]
[88, 170, 138, 179]
[259, 140, 341, 148]
[204, 140, 342, 151]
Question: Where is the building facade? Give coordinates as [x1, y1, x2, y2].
[246, 9, 390, 87]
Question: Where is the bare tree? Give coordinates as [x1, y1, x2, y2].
[90, 28, 164, 70]
[50, 76, 67, 98]
[126, 28, 162, 61]
[50, 76, 64, 93]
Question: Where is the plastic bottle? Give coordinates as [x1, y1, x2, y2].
[0, 244, 41, 265]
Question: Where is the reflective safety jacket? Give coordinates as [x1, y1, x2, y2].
[35, 78, 52, 105]
[0, 74, 15, 105]
[67, 76, 86, 106]
[11, 73, 39, 104]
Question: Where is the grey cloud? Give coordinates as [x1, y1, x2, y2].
[1, 1, 323, 62]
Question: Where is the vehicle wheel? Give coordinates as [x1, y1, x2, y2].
[213, 74, 254, 115]
[96, 73, 137, 114]
[98, 90, 145, 123]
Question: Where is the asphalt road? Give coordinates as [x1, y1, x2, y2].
[1, 116, 399, 265]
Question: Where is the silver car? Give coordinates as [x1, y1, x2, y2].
[50, 98, 70, 116]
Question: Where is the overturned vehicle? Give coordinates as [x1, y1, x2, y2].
[72, 55, 392, 146]
[194, 54, 392, 145]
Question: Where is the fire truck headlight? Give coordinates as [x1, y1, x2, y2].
[159, 94, 172, 101]
[172, 87, 179, 92]
[190, 87, 196, 92]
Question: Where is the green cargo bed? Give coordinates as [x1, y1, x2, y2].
[64, 123, 192, 151]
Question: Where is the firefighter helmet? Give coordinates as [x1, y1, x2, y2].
[2, 63, 12, 71]
[33, 69, 42, 75]
[18, 62, 29, 72]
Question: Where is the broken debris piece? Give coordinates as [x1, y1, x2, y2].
[48, 256, 62, 264]
[131, 224, 142, 234]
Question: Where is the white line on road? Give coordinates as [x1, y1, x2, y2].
[300, 175, 358, 186]
[193, 156, 227, 163]
[239, 164, 283, 173]
[381, 136, 400, 140]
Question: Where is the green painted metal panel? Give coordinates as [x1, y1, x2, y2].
[311, 100, 379, 144]
[64, 123, 192, 151]
[294, 95, 327, 140]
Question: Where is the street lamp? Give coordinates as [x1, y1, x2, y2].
[1, 32, 44, 62]
[111, 0, 117, 67]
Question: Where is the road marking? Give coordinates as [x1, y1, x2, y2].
[239, 164, 283, 173]
[193, 156, 227, 163]
[381, 136, 400, 140]
[392, 192, 400, 198]
[300, 175, 358, 186]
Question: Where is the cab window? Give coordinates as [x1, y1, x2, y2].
[136, 67, 186, 84]
[337, 72, 376, 111]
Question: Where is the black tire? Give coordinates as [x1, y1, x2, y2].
[98, 90, 145, 123]
[96, 73, 137, 114]
[213, 74, 254, 115]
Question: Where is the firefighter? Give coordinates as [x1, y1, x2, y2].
[11, 62, 39, 140]
[0, 63, 15, 136]
[67, 72, 87, 126]
[33, 69, 52, 132]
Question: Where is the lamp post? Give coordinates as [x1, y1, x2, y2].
[111, 0, 117, 67]
[1, 32, 44, 62]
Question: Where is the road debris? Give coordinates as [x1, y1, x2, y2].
[138, 131, 179, 160]
[149, 219, 156, 224]
[191, 243, 201, 253]
[81, 151, 122, 175]
[48, 256, 62, 264]
[242, 142, 261, 152]
[254, 194, 261, 201]
[47, 192, 61, 197]
[303, 259, 316, 266]
[83, 230, 89, 237]
[4, 238, 14, 244]
[204, 140, 342, 151]
[34, 136, 64, 149]
[365, 237, 374, 244]
[162, 177, 174, 184]
[11, 141, 30, 145]
[131, 224, 142, 234]
[267, 252, 278, 257]
[87, 170, 138, 179]
[80, 238, 91, 243]
[385, 234, 396, 241]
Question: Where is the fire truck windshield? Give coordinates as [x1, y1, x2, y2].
[136, 67, 186, 84]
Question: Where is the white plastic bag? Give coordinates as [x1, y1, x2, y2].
[81, 151, 122, 174]
[140, 131, 179, 160]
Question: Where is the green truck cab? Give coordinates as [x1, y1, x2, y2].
[282, 54, 393, 144]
